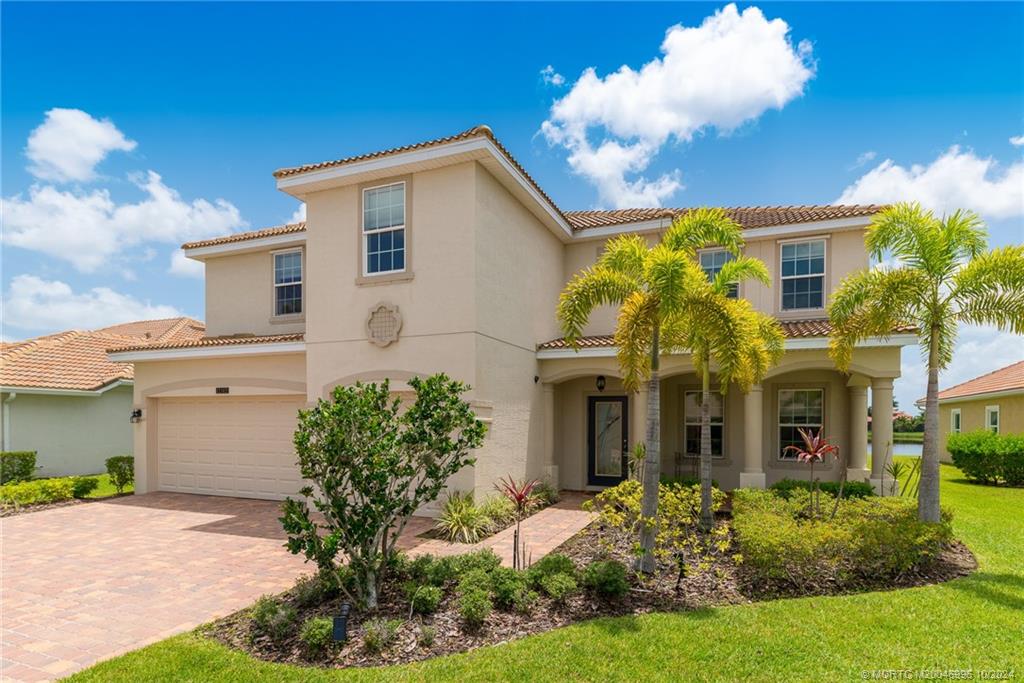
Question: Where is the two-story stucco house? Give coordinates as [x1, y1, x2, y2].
[108, 126, 916, 508]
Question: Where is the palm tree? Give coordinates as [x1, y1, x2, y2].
[828, 203, 1024, 522]
[558, 208, 783, 567]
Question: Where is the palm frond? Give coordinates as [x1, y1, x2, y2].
[941, 209, 988, 264]
[662, 207, 744, 258]
[557, 267, 640, 346]
[614, 291, 657, 391]
[865, 203, 946, 276]
[712, 255, 770, 296]
[645, 245, 705, 318]
[597, 234, 650, 280]
[951, 245, 1024, 335]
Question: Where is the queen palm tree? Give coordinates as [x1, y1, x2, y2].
[829, 203, 1024, 522]
[558, 208, 783, 568]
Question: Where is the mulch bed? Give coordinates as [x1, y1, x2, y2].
[204, 519, 976, 670]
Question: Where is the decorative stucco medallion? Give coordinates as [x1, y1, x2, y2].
[366, 302, 402, 347]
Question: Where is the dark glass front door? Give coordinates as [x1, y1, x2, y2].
[587, 395, 629, 486]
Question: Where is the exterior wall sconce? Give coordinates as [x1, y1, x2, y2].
[332, 602, 351, 641]
[596, 375, 606, 392]
[129, 408, 142, 423]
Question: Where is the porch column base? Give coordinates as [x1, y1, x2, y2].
[846, 467, 870, 484]
[739, 471, 766, 489]
[870, 477, 898, 496]
[543, 465, 560, 490]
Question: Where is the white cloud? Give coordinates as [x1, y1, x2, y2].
[540, 3, 814, 208]
[850, 150, 877, 169]
[290, 203, 306, 223]
[1010, 135, 1024, 147]
[540, 65, 565, 87]
[2, 170, 245, 272]
[3, 275, 180, 332]
[169, 249, 204, 278]
[26, 108, 137, 182]
[837, 145, 1024, 220]
[895, 325, 1024, 412]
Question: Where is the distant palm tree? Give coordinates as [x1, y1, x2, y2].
[558, 208, 783, 567]
[829, 203, 1024, 522]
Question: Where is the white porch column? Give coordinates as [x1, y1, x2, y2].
[542, 383, 558, 488]
[847, 383, 870, 483]
[740, 384, 766, 488]
[870, 378, 895, 495]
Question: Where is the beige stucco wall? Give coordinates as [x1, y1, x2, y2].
[204, 248, 306, 337]
[0, 387, 133, 477]
[939, 393, 1024, 461]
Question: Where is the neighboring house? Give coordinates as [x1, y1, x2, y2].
[1, 318, 205, 477]
[108, 125, 916, 507]
[926, 360, 1024, 462]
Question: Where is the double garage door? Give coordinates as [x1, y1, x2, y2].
[156, 395, 305, 500]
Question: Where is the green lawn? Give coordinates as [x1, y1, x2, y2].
[68, 463, 1023, 682]
[83, 473, 133, 498]
[868, 430, 924, 444]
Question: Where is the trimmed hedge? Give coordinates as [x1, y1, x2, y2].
[105, 455, 135, 493]
[0, 477, 75, 508]
[71, 476, 99, 498]
[947, 430, 1024, 486]
[770, 478, 874, 500]
[0, 451, 36, 484]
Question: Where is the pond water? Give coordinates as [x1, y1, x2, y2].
[892, 443, 923, 457]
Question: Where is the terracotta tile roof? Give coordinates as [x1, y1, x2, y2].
[936, 360, 1024, 401]
[1, 317, 205, 392]
[181, 222, 307, 250]
[107, 332, 304, 354]
[565, 205, 886, 231]
[537, 320, 916, 350]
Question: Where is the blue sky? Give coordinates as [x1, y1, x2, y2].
[2, 2, 1022, 410]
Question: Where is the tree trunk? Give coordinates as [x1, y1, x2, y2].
[918, 326, 942, 523]
[698, 357, 714, 532]
[638, 326, 661, 573]
[364, 567, 378, 610]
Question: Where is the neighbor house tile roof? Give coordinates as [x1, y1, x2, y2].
[181, 222, 307, 250]
[107, 332, 305, 355]
[1, 318, 205, 392]
[537, 320, 916, 350]
[935, 360, 1024, 401]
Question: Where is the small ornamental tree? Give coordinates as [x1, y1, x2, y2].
[280, 374, 486, 610]
[782, 428, 840, 519]
[495, 475, 539, 569]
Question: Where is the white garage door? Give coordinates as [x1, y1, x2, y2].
[157, 395, 305, 500]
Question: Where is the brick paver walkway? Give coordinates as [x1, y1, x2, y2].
[0, 491, 593, 681]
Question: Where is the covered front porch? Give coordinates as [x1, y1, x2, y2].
[536, 347, 901, 493]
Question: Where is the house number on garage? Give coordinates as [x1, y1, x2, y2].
[215, 387, 230, 394]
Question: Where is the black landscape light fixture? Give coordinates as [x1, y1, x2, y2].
[129, 408, 142, 423]
[596, 375, 606, 392]
[333, 602, 351, 642]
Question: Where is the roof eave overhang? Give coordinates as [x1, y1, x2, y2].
[569, 214, 876, 243]
[935, 388, 1024, 405]
[0, 379, 134, 397]
[107, 341, 306, 362]
[274, 137, 574, 242]
[184, 232, 307, 261]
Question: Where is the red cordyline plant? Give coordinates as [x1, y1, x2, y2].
[783, 428, 841, 519]
[496, 475, 539, 569]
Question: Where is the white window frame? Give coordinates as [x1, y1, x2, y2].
[950, 408, 961, 434]
[272, 248, 303, 317]
[362, 181, 407, 277]
[985, 405, 1000, 434]
[698, 248, 739, 298]
[778, 388, 825, 460]
[682, 389, 726, 458]
[779, 237, 827, 312]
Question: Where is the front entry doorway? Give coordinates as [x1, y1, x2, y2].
[587, 395, 629, 487]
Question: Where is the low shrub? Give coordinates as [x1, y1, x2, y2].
[659, 475, 719, 488]
[0, 451, 36, 484]
[0, 477, 75, 508]
[582, 560, 630, 598]
[538, 572, 577, 603]
[409, 584, 443, 615]
[71, 476, 99, 499]
[250, 596, 296, 642]
[293, 573, 336, 608]
[299, 617, 334, 657]
[436, 491, 491, 543]
[770, 478, 874, 500]
[451, 548, 502, 575]
[417, 625, 436, 648]
[362, 618, 401, 653]
[526, 552, 576, 588]
[105, 455, 134, 494]
[458, 588, 492, 630]
[424, 556, 458, 587]
[732, 489, 953, 590]
[490, 566, 528, 609]
[948, 430, 1024, 486]
[531, 480, 560, 506]
[478, 495, 517, 528]
[513, 588, 539, 614]
[456, 568, 492, 596]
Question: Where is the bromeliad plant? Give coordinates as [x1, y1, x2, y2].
[782, 428, 840, 519]
[495, 475, 539, 569]
[281, 374, 486, 610]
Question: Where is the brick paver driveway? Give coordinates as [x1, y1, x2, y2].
[1, 493, 311, 682]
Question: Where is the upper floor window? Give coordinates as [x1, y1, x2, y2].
[273, 250, 302, 316]
[780, 239, 825, 311]
[683, 390, 724, 457]
[700, 249, 738, 298]
[363, 182, 406, 276]
[950, 408, 961, 434]
[986, 405, 1000, 433]
[778, 389, 823, 459]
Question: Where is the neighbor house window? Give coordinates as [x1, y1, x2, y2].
[778, 389, 823, 459]
[950, 408, 961, 434]
[700, 249, 738, 298]
[780, 239, 825, 310]
[363, 182, 406, 275]
[985, 405, 1000, 433]
[273, 250, 302, 316]
[684, 390, 724, 457]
